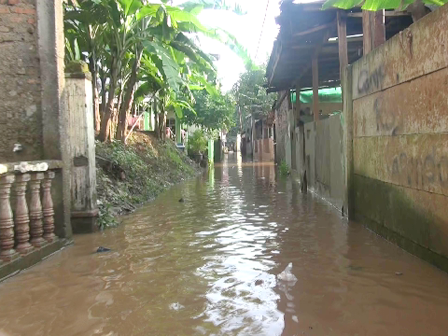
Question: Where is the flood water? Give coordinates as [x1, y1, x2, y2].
[0, 154, 448, 336]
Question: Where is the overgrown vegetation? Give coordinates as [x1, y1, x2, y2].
[322, 0, 444, 10]
[64, 0, 246, 142]
[322, 0, 443, 22]
[187, 129, 208, 156]
[96, 132, 200, 228]
[279, 160, 290, 177]
[181, 89, 235, 131]
[229, 62, 276, 136]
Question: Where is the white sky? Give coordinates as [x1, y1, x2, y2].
[196, 0, 280, 92]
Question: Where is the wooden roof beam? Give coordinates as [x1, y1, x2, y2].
[347, 10, 410, 17]
[337, 10, 348, 86]
[293, 21, 335, 37]
[268, 43, 282, 85]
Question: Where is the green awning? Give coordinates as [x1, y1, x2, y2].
[291, 87, 342, 104]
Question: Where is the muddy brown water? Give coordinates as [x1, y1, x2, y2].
[0, 154, 448, 336]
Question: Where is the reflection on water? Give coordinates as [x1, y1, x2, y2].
[0, 153, 448, 335]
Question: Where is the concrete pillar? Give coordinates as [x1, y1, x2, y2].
[342, 65, 354, 218]
[65, 62, 99, 233]
[143, 111, 150, 131]
[208, 139, 214, 165]
[37, 0, 72, 239]
[175, 115, 182, 144]
[312, 57, 319, 121]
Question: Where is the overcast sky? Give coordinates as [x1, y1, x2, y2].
[196, 0, 280, 92]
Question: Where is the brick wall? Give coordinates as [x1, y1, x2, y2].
[0, 0, 43, 161]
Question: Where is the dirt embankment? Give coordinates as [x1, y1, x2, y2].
[95, 132, 201, 228]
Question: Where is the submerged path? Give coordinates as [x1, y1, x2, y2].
[0, 154, 448, 335]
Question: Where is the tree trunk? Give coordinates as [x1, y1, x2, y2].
[109, 85, 124, 142]
[100, 73, 107, 116]
[238, 105, 243, 133]
[116, 51, 142, 141]
[158, 111, 166, 141]
[89, 56, 100, 133]
[98, 57, 118, 142]
[154, 99, 159, 138]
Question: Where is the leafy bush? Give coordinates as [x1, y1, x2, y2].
[279, 160, 290, 176]
[187, 129, 207, 155]
[95, 133, 200, 228]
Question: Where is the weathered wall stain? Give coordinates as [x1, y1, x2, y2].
[391, 148, 448, 193]
[373, 96, 398, 135]
[357, 66, 384, 95]
[350, 2, 448, 269]
[0, 1, 43, 162]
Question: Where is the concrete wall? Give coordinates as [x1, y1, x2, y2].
[349, 4, 448, 270]
[274, 90, 345, 210]
[0, 0, 72, 238]
[254, 138, 275, 162]
[302, 115, 345, 210]
[0, 0, 72, 277]
[275, 91, 291, 165]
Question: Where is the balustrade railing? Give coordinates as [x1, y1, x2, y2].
[0, 162, 57, 262]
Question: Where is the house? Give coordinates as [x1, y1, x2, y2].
[266, 0, 448, 271]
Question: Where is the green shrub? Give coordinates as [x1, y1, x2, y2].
[95, 134, 200, 229]
[279, 160, 290, 176]
[187, 129, 207, 155]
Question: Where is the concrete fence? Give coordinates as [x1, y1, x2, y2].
[274, 4, 448, 271]
[344, 4, 448, 271]
[0, 0, 73, 278]
[302, 116, 345, 210]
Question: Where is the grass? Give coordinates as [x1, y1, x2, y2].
[95, 132, 200, 229]
[279, 160, 290, 177]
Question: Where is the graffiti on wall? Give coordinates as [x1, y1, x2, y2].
[357, 66, 384, 95]
[391, 149, 448, 193]
[373, 96, 399, 135]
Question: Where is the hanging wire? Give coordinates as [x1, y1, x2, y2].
[255, 0, 270, 61]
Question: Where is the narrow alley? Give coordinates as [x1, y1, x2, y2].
[0, 154, 447, 336]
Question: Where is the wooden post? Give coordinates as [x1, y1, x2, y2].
[337, 10, 348, 83]
[29, 173, 45, 248]
[362, 10, 386, 55]
[15, 174, 33, 254]
[0, 174, 18, 261]
[42, 171, 56, 242]
[312, 57, 319, 121]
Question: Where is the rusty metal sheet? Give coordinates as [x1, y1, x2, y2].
[352, 4, 448, 100]
[354, 134, 448, 196]
[353, 67, 448, 137]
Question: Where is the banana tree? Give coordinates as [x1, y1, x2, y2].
[115, 1, 219, 141]
[64, 0, 110, 132]
[322, 0, 446, 21]
[64, 0, 249, 143]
